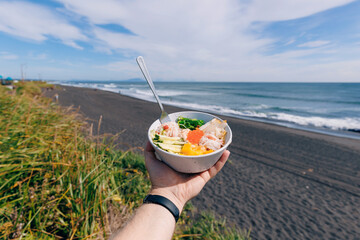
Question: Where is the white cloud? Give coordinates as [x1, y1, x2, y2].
[28, 53, 48, 60]
[298, 40, 330, 48]
[292, 60, 360, 82]
[0, 1, 87, 49]
[244, 0, 355, 22]
[34, 54, 47, 60]
[57, 0, 357, 81]
[0, 52, 18, 60]
[58, 0, 275, 80]
[285, 39, 296, 46]
[97, 61, 139, 76]
[2, 0, 358, 81]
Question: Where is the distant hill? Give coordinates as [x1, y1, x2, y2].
[123, 78, 143, 82]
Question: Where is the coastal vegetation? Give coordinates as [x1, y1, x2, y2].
[0, 81, 250, 239]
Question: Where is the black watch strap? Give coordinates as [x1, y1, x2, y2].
[143, 194, 180, 222]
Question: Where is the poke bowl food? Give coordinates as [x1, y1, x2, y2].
[148, 111, 232, 173]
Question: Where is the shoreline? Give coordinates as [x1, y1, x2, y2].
[56, 83, 360, 141]
[45, 85, 360, 239]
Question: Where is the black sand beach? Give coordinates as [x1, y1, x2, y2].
[46, 86, 360, 239]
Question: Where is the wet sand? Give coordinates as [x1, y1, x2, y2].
[45, 85, 360, 240]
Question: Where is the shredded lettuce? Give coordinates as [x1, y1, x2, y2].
[177, 117, 204, 130]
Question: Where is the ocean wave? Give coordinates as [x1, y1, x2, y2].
[103, 83, 117, 88]
[157, 89, 195, 97]
[246, 104, 271, 110]
[235, 92, 360, 105]
[132, 88, 154, 97]
[57, 81, 360, 133]
[270, 113, 360, 131]
[160, 100, 270, 119]
[133, 88, 208, 97]
[160, 100, 360, 131]
[124, 88, 209, 100]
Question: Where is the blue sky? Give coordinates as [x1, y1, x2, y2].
[0, 0, 359, 82]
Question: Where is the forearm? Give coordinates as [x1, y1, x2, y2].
[111, 196, 181, 240]
[112, 143, 229, 239]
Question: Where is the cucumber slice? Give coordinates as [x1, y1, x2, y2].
[156, 143, 182, 153]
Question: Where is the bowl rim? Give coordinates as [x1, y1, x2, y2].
[148, 111, 232, 158]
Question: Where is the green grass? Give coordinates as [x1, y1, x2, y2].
[175, 210, 251, 240]
[0, 82, 250, 239]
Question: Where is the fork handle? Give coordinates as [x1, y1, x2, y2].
[136, 56, 165, 113]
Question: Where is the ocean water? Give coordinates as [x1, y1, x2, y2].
[57, 81, 360, 139]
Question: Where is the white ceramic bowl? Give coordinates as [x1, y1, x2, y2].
[148, 111, 232, 173]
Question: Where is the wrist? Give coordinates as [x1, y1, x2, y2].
[149, 188, 185, 213]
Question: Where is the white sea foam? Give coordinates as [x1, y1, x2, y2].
[161, 100, 269, 118]
[58, 81, 360, 133]
[99, 86, 122, 93]
[270, 113, 360, 131]
[160, 99, 360, 131]
[124, 88, 199, 100]
[133, 89, 155, 98]
[157, 89, 190, 97]
[129, 88, 204, 98]
[246, 104, 271, 110]
[103, 83, 117, 88]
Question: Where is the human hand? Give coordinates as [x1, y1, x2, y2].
[144, 141, 230, 212]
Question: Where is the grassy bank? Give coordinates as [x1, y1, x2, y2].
[0, 81, 250, 239]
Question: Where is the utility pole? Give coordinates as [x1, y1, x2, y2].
[21, 64, 27, 81]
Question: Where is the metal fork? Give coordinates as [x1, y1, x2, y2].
[136, 56, 171, 124]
